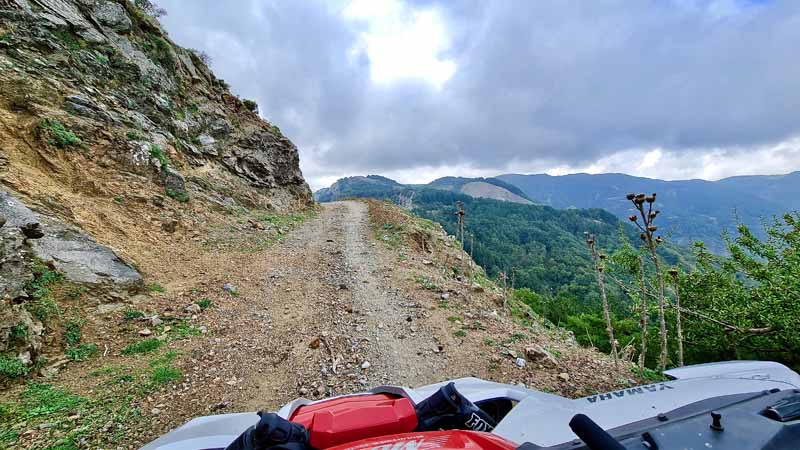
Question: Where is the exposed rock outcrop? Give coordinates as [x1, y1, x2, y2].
[0, 190, 142, 288]
[0, 214, 44, 369]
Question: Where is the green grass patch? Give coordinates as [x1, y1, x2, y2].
[66, 343, 98, 362]
[10, 324, 27, 340]
[63, 318, 85, 346]
[0, 366, 154, 448]
[502, 333, 528, 345]
[149, 351, 178, 368]
[26, 262, 64, 299]
[28, 297, 60, 322]
[38, 118, 81, 148]
[634, 366, 668, 383]
[453, 329, 467, 338]
[149, 144, 169, 167]
[52, 30, 85, 51]
[166, 188, 190, 203]
[447, 316, 462, 322]
[376, 223, 406, 249]
[89, 365, 127, 377]
[93, 51, 109, 65]
[546, 347, 562, 358]
[147, 350, 181, 389]
[19, 383, 85, 421]
[126, 130, 145, 141]
[414, 276, 440, 291]
[0, 354, 29, 379]
[142, 34, 175, 69]
[121, 338, 163, 355]
[170, 322, 201, 340]
[150, 366, 181, 386]
[196, 298, 213, 310]
[123, 309, 145, 321]
[66, 286, 88, 300]
[25, 263, 64, 322]
[147, 283, 165, 293]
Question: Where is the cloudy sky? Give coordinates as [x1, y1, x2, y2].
[158, 0, 800, 190]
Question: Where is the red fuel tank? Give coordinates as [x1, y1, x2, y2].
[289, 394, 419, 449]
[325, 431, 518, 450]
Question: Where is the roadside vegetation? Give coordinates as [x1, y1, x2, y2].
[203, 207, 319, 253]
[368, 186, 800, 374]
[0, 344, 184, 449]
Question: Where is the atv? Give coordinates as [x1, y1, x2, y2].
[140, 360, 800, 450]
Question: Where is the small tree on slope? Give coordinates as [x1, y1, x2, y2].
[627, 193, 669, 372]
[585, 232, 619, 369]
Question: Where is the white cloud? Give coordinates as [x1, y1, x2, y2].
[637, 149, 663, 171]
[538, 137, 800, 181]
[344, 0, 456, 89]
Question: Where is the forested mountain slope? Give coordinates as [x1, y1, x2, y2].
[498, 172, 800, 253]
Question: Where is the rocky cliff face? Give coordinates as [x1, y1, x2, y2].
[0, 0, 312, 376]
[0, 0, 311, 207]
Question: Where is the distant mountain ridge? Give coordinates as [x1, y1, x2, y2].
[314, 175, 533, 204]
[498, 171, 800, 253]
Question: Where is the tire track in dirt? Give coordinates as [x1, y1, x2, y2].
[338, 200, 447, 387]
[235, 201, 444, 411]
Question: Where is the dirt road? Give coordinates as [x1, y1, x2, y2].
[176, 201, 448, 418]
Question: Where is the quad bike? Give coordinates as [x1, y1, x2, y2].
[140, 360, 800, 450]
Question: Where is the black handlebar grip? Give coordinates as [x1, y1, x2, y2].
[568, 414, 626, 450]
[224, 412, 309, 450]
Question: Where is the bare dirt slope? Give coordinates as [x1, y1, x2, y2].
[460, 181, 533, 204]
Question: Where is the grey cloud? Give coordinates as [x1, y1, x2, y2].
[158, 0, 800, 183]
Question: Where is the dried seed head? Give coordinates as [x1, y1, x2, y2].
[626, 193, 636, 200]
[599, 254, 607, 259]
[629, 215, 638, 222]
[668, 268, 678, 277]
[649, 211, 657, 219]
[635, 197, 646, 205]
[655, 236, 663, 244]
[648, 225, 658, 232]
[598, 266, 605, 273]
[645, 195, 655, 203]
[636, 193, 646, 199]
[640, 233, 647, 241]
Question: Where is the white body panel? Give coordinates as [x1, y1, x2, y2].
[140, 361, 800, 450]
